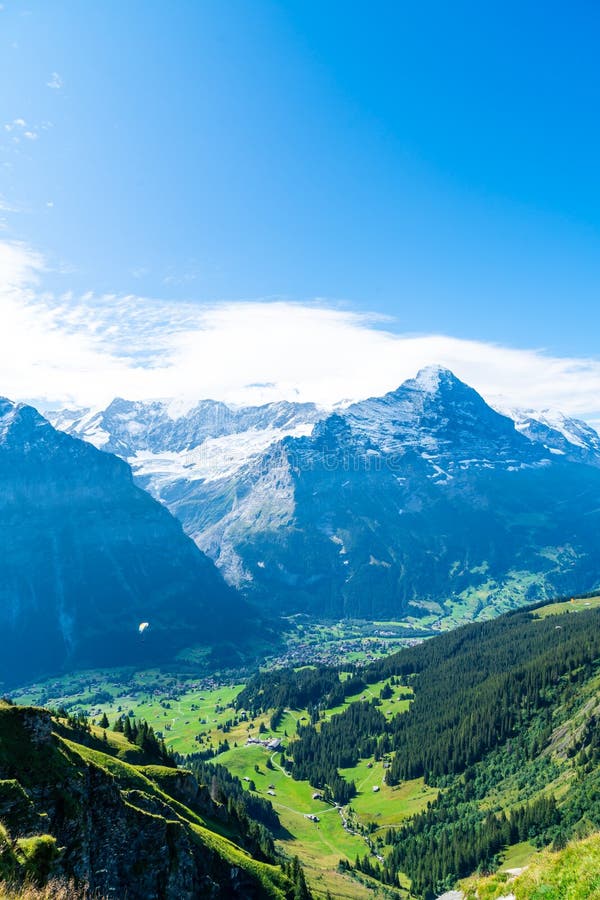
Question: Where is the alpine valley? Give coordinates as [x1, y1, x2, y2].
[50, 366, 600, 624]
[6, 6, 600, 898]
[4, 366, 600, 900]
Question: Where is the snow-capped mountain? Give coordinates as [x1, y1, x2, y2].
[343, 365, 545, 476]
[47, 397, 322, 583]
[51, 397, 321, 453]
[49, 368, 600, 622]
[0, 397, 256, 685]
[495, 404, 600, 467]
[50, 396, 321, 483]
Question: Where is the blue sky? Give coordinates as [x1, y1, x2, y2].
[1, 1, 600, 415]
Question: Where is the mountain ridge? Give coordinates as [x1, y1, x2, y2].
[45, 369, 600, 621]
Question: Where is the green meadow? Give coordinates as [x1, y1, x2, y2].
[12, 668, 421, 897]
[217, 738, 427, 898]
[533, 592, 600, 618]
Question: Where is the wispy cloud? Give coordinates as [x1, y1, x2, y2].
[1, 240, 600, 427]
[0, 196, 20, 213]
[46, 72, 63, 90]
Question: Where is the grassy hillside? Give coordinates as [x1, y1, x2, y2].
[0, 884, 90, 900]
[0, 701, 309, 900]
[10, 670, 418, 896]
[461, 830, 600, 899]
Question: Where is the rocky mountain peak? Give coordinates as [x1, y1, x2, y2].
[0, 396, 15, 417]
[411, 364, 459, 392]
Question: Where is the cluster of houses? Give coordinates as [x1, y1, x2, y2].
[265, 636, 407, 670]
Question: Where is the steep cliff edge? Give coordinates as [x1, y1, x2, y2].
[0, 701, 299, 899]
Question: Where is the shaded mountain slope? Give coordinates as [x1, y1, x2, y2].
[0, 399, 257, 686]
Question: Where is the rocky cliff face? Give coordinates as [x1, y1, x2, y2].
[0, 702, 292, 899]
[0, 399, 256, 686]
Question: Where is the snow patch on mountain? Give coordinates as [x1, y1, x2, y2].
[518, 410, 596, 450]
[132, 423, 314, 493]
[411, 363, 448, 393]
[0, 398, 19, 443]
[495, 403, 600, 465]
[190, 440, 299, 587]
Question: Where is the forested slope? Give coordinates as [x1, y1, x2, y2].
[240, 593, 600, 897]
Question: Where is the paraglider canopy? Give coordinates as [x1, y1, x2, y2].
[138, 622, 149, 634]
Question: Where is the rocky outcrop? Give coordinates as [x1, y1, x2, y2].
[0, 704, 291, 899]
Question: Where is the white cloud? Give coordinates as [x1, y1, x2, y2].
[3, 119, 40, 146]
[46, 72, 63, 89]
[4, 118, 26, 132]
[1, 240, 600, 428]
